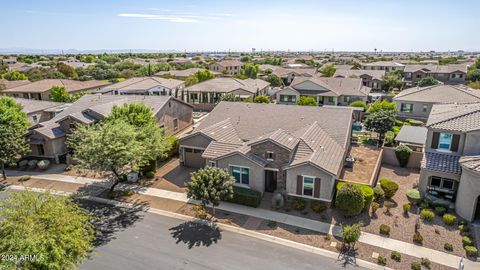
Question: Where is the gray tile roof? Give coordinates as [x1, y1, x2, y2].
[394, 85, 480, 104]
[291, 77, 371, 97]
[426, 103, 480, 132]
[404, 64, 467, 74]
[334, 69, 385, 80]
[421, 152, 461, 175]
[2, 79, 109, 93]
[14, 98, 65, 114]
[185, 78, 270, 94]
[101, 77, 184, 92]
[459, 156, 480, 173]
[247, 129, 299, 150]
[395, 126, 428, 145]
[202, 141, 243, 159]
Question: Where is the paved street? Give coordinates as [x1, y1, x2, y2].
[79, 201, 361, 270]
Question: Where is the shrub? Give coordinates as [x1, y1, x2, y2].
[145, 171, 155, 179]
[18, 160, 28, 169]
[384, 131, 395, 146]
[377, 256, 387, 266]
[193, 204, 207, 219]
[37, 160, 50, 170]
[465, 246, 478, 257]
[310, 201, 327, 213]
[391, 251, 401, 262]
[462, 236, 473, 247]
[337, 182, 373, 211]
[411, 262, 421, 270]
[335, 183, 364, 216]
[373, 186, 384, 201]
[384, 201, 393, 213]
[420, 209, 435, 222]
[19, 175, 31, 182]
[371, 202, 379, 215]
[403, 203, 411, 215]
[141, 159, 157, 174]
[292, 198, 306, 211]
[413, 232, 423, 245]
[406, 189, 421, 204]
[458, 224, 469, 234]
[225, 186, 262, 208]
[379, 224, 391, 235]
[434, 206, 446, 216]
[267, 220, 277, 229]
[420, 201, 430, 210]
[380, 178, 399, 198]
[271, 192, 285, 209]
[444, 243, 453, 251]
[421, 257, 431, 269]
[443, 214, 456, 226]
[27, 159, 38, 170]
[349, 100, 368, 111]
[395, 144, 412, 167]
[341, 223, 362, 247]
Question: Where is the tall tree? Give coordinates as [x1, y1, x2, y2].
[2, 71, 28, 81]
[296, 96, 318, 106]
[381, 72, 403, 91]
[417, 76, 439, 87]
[265, 74, 283, 87]
[241, 63, 259, 79]
[368, 100, 397, 114]
[195, 69, 214, 82]
[319, 64, 336, 77]
[0, 97, 30, 180]
[56, 63, 78, 78]
[0, 190, 94, 269]
[364, 110, 396, 145]
[49, 86, 69, 102]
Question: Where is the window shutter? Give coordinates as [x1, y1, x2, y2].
[451, 134, 460, 152]
[272, 152, 276, 160]
[431, 132, 439, 149]
[314, 178, 321, 198]
[296, 175, 303, 195]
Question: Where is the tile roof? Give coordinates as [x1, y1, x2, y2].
[0, 79, 31, 90]
[426, 103, 480, 132]
[394, 126, 428, 145]
[394, 85, 480, 103]
[459, 156, 480, 173]
[271, 68, 317, 78]
[333, 69, 385, 80]
[421, 152, 461, 175]
[404, 64, 467, 74]
[14, 98, 65, 114]
[291, 77, 371, 97]
[2, 79, 110, 93]
[155, 68, 219, 77]
[185, 78, 270, 94]
[247, 129, 300, 150]
[211, 60, 243, 67]
[362, 61, 405, 67]
[101, 77, 184, 92]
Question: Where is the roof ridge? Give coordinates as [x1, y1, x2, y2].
[428, 104, 480, 127]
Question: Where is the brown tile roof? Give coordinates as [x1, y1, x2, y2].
[185, 78, 270, 94]
[334, 69, 385, 80]
[2, 79, 110, 93]
[271, 68, 317, 78]
[14, 98, 65, 114]
[291, 77, 371, 97]
[459, 156, 480, 173]
[404, 64, 467, 74]
[426, 103, 480, 132]
[101, 77, 184, 92]
[0, 79, 31, 90]
[211, 60, 243, 67]
[394, 85, 480, 104]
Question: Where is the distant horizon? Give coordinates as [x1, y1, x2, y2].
[1, 0, 479, 52]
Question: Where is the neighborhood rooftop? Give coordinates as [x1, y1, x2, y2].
[101, 77, 184, 92]
[1, 79, 110, 93]
[426, 102, 480, 132]
[393, 84, 480, 103]
[185, 77, 270, 94]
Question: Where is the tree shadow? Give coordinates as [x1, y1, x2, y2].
[169, 221, 222, 249]
[336, 246, 358, 268]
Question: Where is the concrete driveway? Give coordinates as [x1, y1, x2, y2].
[151, 158, 196, 193]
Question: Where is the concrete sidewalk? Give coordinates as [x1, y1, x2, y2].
[5, 170, 476, 269]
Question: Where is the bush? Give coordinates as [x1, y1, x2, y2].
[341, 223, 361, 247]
[411, 262, 421, 270]
[373, 186, 384, 201]
[434, 206, 446, 216]
[335, 183, 365, 216]
[406, 189, 421, 204]
[141, 159, 157, 174]
[225, 186, 262, 208]
[384, 131, 395, 146]
[37, 160, 50, 170]
[403, 203, 411, 214]
[391, 251, 401, 262]
[413, 232, 423, 245]
[145, 171, 155, 179]
[310, 201, 327, 213]
[421, 257, 431, 269]
[384, 200, 393, 213]
[380, 178, 399, 198]
[349, 100, 368, 111]
[462, 236, 473, 247]
[395, 144, 412, 167]
[420, 201, 429, 210]
[420, 209, 435, 221]
[19, 175, 31, 182]
[371, 202, 379, 215]
[18, 160, 28, 169]
[27, 160, 38, 170]
[292, 198, 306, 211]
[465, 245, 478, 257]
[444, 243, 453, 251]
[193, 204, 207, 219]
[458, 224, 469, 234]
[271, 192, 285, 209]
[443, 214, 456, 226]
[337, 182, 373, 211]
[377, 256, 387, 266]
[379, 224, 391, 235]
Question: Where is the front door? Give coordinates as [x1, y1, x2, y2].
[264, 170, 277, 192]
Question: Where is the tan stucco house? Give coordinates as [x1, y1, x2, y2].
[100, 77, 185, 98]
[403, 64, 467, 86]
[333, 69, 385, 91]
[208, 60, 243, 75]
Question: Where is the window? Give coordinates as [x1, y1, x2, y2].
[430, 176, 441, 187]
[32, 115, 38, 123]
[438, 132, 453, 150]
[280, 95, 296, 103]
[416, 74, 422, 78]
[328, 97, 334, 103]
[302, 176, 314, 197]
[401, 103, 413, 113]
[37, 144, 45, 156]
[406, 72, 412, 79]
[429, 176, 455, 190]
[266, 151, 274, 161]
[69, 122, 76, 129]
[173, 118, 178, 130]
[208, 161, 216, 167]
[231, 166, 249, 185]
[422, 104, 428, 112]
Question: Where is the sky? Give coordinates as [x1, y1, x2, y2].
[1, 0, 479, 52]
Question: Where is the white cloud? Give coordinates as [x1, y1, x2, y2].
[117, 13, 200, 23]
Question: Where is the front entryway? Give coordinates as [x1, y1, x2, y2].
[474, 195, 480, 222]
[264, 170, 277, 192]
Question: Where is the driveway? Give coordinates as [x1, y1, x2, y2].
[150, 158, 196, 193]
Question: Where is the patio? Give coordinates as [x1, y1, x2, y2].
[340, 144, 382, 185]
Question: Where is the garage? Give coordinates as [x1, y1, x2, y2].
[183, 148, 206, 168]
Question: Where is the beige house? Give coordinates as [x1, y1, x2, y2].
[269, 68, 317, 86]
[208, 60, 243, 75]
[155, 68, 220, 80]
[0, 79, 31, 91]
[403, 64, 467, 86]
[100, 77, 185, 98]
[393, 85, 480, 121]
[14, 98, 68, 125]
[1, 79, 110, 101]
[27, 95, 193, 164]
[362, 61, 405, 72]
[179, 102, 354, 202]
[333, 69, 385, 91]
[419, 103, 480, 221]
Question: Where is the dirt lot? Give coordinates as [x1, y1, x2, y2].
[340, 144, 381, 185]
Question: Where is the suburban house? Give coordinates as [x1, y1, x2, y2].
[419, 103, 480, 222]
[27, 94, 193, 164]
[15, 98, 68, 125]
[60, 58, 94, 69]
[362, 61, 405, 72]
[182, 78, 270, 111]
[277, 77, 371, 106]
[270, 68, 318, 86]
[1, 57, 17, 65]
[178, 102, 354, 203]
[100, 77, 185, 98]
[333, 69, 385, 91]
[1, 79, 109, 101]
[155, 68, 220, 80]
[208, 60, 243, 75]
[403, 64, 468, 86]
[393, 84, 480, 121]
[0, 79, 31, 91]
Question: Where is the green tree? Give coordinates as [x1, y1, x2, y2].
[349, 100, 367, 111]
[185, 75, 199, 86]
[265, 74, 283, 87]
[364, 110, 396, 144]
[253, 95, 270, 103]
[467, 69, 480, 82]
[381, 72, 403, 91]
[2, 71, 28, 81]
[0, 97, 30, 179]
[186, 167, 234, 215]
[296, 96, 317, 106]
[352, 62, 362, 69]
[341, 223, 362, 249]
[368, 100, 397, 114]
[195, 69, 214, 82]
[335, 183, 365, 216]
[0, 190, 94, 270]
[220, 93, 241, 102]
[417, 76, 439, 87]
[56, 63, 78, 78]
[241, 63, 259, 79]
[49, 86, 69, 102]
[319, 64, 336, 77]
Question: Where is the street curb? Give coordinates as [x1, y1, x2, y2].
[5, 185, 390, 270]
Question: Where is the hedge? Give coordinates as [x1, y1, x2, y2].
[225, 186, 262, 208]
[337, 182, 374, 211]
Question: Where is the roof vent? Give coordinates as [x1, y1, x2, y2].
[288, 137, 293, 141]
